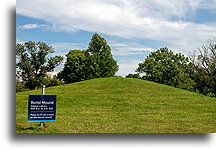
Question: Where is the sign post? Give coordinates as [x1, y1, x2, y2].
[28, 85, 56, 126]
[42, 85, 45, 95]
[40, 85, 45, 127]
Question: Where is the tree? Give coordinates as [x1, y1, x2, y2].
[16, 79, 28, 92]
[125, 73, 140, 78]
[189, 39, 216, 97]
[16, 41, 63, 90]
[57, 50, 87, 83]
[136, 47, 195, 91]
[42, 76, 62, 87]
[86, 33, 118, 78]
[58, 33, 118, 83]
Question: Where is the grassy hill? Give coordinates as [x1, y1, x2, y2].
[16, 77, 216, 133]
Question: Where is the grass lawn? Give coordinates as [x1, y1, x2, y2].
[16, 77, 216, 133]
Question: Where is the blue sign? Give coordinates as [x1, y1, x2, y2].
[28, 95, 56, 122]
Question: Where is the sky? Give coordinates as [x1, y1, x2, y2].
[16, 0, 215, 76]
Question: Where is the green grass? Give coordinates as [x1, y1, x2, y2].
[16, 77, 216, 133]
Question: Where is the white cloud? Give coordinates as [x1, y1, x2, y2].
[16, 0, 216, 76]
[197, 0, 216, 11]
[18, 23, 46, 29]
[17, 0, 215, 54]
[51, 42, 84, 51]
[49, 42, 85, 61]
[110, 43, 155, 56]
[116, 60, 143, 76]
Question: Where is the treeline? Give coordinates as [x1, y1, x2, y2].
[16, 34, 215, 97]
[57, 33, 118, 83]
[16, 41, 64, 91]
[126, 40, 215, 97]
[16, 33, 118, 91]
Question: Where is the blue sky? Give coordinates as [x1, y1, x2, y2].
[16, 0, 215, 76]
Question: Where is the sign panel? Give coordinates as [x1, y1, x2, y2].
[28, 95, 56, 122]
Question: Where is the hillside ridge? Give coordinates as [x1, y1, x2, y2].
[16, 77, 216, 133]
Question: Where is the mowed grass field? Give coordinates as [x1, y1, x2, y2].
[16, 77, 216, 133]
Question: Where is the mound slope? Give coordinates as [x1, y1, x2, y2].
[16, 77, 216, 133]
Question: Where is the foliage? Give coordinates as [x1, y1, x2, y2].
[167, 73, 196, 91]
[58, 50, 86, 83]
[86, 33, 118, 78]
[125, 73, 140, 78]
[16, 79, 29, 92]
[49, 76, 63, 86]
[136, 47, 195, 91]
[189, 39, 216, 97]
[16, 77, 216, 133]
[16, 41, 63, 90]
[16, 73, 62, 93]
[42, 76, 63, 87]
[58, 33, 118, 83]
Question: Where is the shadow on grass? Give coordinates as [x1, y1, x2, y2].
[16, 126, 40, 132]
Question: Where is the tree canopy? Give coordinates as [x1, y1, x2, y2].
[136, 47, 195, 91]
[86, 33, 118, 78]
[58, 33, 118, 83]
[125, 73, 140, 79]
[58, 50, 86, 83]
[16, 41, 63, 90]
[189, 39, 216, 97]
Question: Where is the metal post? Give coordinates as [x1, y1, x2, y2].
[39, 122, 45, 127]
[39, 85, 45, 127]
[42, 85, 45, 95]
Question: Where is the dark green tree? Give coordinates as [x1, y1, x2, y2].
[189, 39, 216, 97]
[58, 33, 118, 83]
[16, 79, 28, 92]
[57, 50, 87, 83]
[16, 41, 63, 90]
[136, 47, 195, 91]
[86, 33, 118, 78]
[125, 73, 140, 78]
